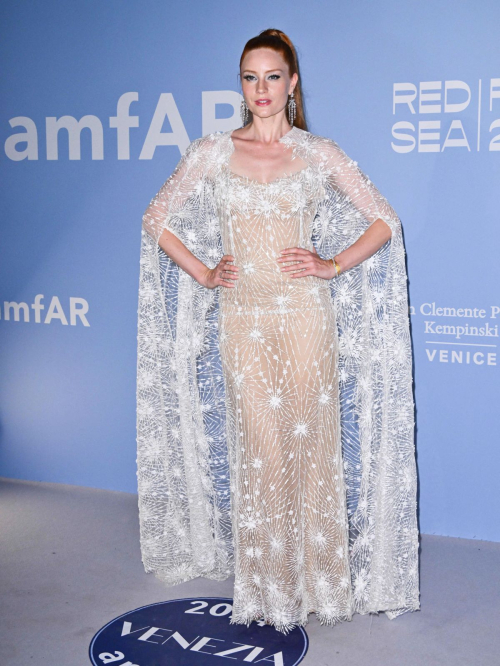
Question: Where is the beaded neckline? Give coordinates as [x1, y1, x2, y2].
[225, 126, 310, 186]
[225, 163, 313, 187]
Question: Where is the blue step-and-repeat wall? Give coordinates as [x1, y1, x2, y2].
[1, 1, 499, 542]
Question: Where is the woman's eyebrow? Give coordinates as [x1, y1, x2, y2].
[241, 68, 285, 74]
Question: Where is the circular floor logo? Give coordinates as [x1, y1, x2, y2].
[89, 597, 309, 666]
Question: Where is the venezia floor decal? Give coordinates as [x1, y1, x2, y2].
[89, 597, 309, 665]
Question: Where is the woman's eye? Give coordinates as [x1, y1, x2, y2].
[243, 74, 280, 81]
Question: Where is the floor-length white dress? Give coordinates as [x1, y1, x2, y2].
[137, 127, 420, 637]
[216, 160, 353, 633]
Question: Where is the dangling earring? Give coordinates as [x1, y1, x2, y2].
[240, 98, 249, 126]
[288, 90, 297, 127]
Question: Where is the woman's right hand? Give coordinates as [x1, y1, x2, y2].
[200, 255, 239, 289]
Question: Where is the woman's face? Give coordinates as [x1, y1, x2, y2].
[240, 47, 298, 123]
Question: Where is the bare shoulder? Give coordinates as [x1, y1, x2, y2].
[229, 127, 248, 142]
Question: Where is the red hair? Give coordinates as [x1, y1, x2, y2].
[239, 28, 308, 131]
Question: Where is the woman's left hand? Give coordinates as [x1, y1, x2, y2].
[277, 246, 336, 280]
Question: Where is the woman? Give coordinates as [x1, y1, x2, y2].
[137, 29, 420, 635]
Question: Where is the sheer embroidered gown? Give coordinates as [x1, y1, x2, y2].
[215, 159, 353, 632]
[139, 128, 420, 634]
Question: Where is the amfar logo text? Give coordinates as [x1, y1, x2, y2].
[4, 92, 242, 161]
[0, 295, 89, 326]
[392, 77, 500, 152]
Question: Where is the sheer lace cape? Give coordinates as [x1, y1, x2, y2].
[137, 126, 420, 620]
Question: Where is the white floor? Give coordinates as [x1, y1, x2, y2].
[1, 477, 499, 666]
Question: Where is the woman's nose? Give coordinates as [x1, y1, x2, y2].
[256, 79, 268, 94]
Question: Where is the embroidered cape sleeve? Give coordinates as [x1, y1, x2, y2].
[137, 135, 231, 586]
[310, 136, 419, 618]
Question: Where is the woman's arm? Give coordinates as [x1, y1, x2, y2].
[157, 228, 210, 284]
[142, 136, 239, 289]
[157, 227, 239, 289]
[333, 217, 392, 274]
[278, 218, 391, 280]
[278, 138, 398, 280]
